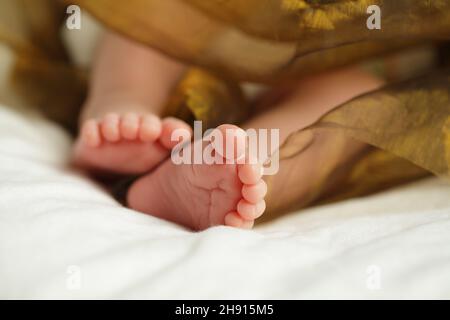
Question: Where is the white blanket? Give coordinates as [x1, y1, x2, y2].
[0, 105, 449, 299]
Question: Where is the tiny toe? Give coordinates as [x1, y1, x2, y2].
[81, 119, 101, 147]
[242, 180, 267, 204]
[238, 163, 263, 185]
[160, 117, 192, 149]
[120, 113, 140, 140]
[241, 219, 255, 230]
[224, 212, 254, 229]
[101, 113, 120, 142]
[224, 212, 244, 228]
[237, 199, 266, 220]
[139, 114, 162, 142]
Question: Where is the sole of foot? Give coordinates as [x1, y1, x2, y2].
[127, 124, 267, 231]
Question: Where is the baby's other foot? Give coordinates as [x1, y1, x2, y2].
[127, 124, 267, 230]
[73, 113, 191, 175]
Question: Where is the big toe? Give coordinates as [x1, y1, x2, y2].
[212, 124, 247, 161]
[159, 117, 192, 149]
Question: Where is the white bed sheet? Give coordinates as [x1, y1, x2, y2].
[0, 104, 449, 299]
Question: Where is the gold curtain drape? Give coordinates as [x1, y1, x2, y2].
[0, 0, 86, 132]
[70, 0, 450, 82]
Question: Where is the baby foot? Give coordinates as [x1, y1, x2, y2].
[127, 124, 267, 230]
[73, 113, 191, 175]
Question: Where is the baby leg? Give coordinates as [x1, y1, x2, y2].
[243, 67, 384, 214]
[73, 32, 191, 175]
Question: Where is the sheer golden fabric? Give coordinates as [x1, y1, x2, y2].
[71, 0, 450, 82]
[0, 0, 85, 132]
[263, 70, 449, 217]
[0, 0, 449, 218]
